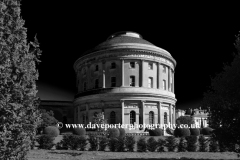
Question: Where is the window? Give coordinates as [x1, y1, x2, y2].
[148, 63, 153, 70]
[111, 77, 116, 87]
[148, 77, 153, 88]
[130, 111, 136, 125]
[95, 65, 98, 71]
[83, 82, 87, 91]
[162, 80, 166, 90]
[164, 112, 167, 124]
[95, 79, 99, 88]
[149, 111, 154, 124]
[110, 111, 116, 124]
[130, 76, 135, 87]
[83, 68, 86, 76]
[111, 62, 116, 69]
[82, 114, 85, 124]
[130, 62, 135, 68]
[163, 65, 166, 73]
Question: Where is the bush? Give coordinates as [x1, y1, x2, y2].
[72, 127, 86, 136]
[202, 127, 213, 135]
[58, 134, 87, 150]
[108, 137, 118, 152]
[88, 134, 99, 151]
[149, 128, 164, 136]
[137, 137, 147, 152]
[176, 116, 195, 127]
[186, 135, 198, 152]
[166, 136, 178, 152]
[99, 137, 108, 151]
[190, 128, 200, 136]
[147, 137, 158, 152]
[209, 138, 219, 152]
[118, 128, 126, 138]
[43, 126, 60, 137]
[77, 136, 88, 151]
[125, 135, 136, 152]
[108, 128, 120, 138]
[116, 137, 125, 152]
[166, 127, 174, 135]
[174, 128, 190, 137]
[178, 137, 187, 152]
[37, 135, 55, 150]
[198, 135, 209, 152]
[157, 138, 166, 152]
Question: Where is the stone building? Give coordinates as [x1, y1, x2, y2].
[73, 31, 177, 132]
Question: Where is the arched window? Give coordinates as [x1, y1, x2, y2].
[164, 112, 167, 124]
[149, 111, 154, 124]
[95, 65, 98, 71]
[110, 111, 116, 124]
[111, 62, 116, 69]
[130, 111, 136, 125]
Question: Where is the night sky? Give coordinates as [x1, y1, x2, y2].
[21, 2, 240, 109]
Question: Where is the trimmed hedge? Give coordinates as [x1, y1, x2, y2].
[202, 127, 213, 135]
[199, 135, 209, 152]
[166, 136, 178, 152]
[186, 135, 198, 152]
[43, 126, 60, 137]
[147, 137, 158, 152]
[178, 137, 187, 152]
[174, 127, 190, 137]
[149, 128, 164, 136]
[37, 135, 55, 150]
[108, 128, 120, 138]
[73, 127, 86, 136]
[125, 135, 136, 152]
[137, 137, 147, 152]
[88, 134, 99, 151]
[118, 128, 126, 138]
[99, 136, 108, 151]
[190, 128, 200, 136]
[157, 138, 166, 152]
[57, 134, 87, 150]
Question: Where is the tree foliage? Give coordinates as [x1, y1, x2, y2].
[38, 109, 58, 129]
[176, 116, 194, 127]
[202, 32, 240, 149]
[0, 0, 41, 159]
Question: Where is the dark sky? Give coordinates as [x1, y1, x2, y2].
[21, 2, 240, 109]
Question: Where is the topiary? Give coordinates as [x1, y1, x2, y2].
[153, 128, 164, 136]
[190, 128, 200, 136]
[72, 127, 86, 136]
[88, 134, 99, 151]
[209, 138, 219, 152]
[166, 136, 178, 152]
[108, 137, 118, 152]
[37, 135, 55, 150]
[108, 128, 120, 138]
[157, 138, 166, 152]
[147, 137, 158, 152]
[76, 136, 88, 151]
[99, 136, 108, 151]
[186, 135, 198, 152]
[43, 126, 60, 137]
[174, 128, 190, 137]
[178, 137, 187, 152]
[166, 127, 174, 135]
[116, 137, 125, 152]
[202, 127, 213, 135]
[118, 128, 126, 138]
[137, 137, 147, 152]
[124, 135, 136, 152]
[198, 135, 209, 152]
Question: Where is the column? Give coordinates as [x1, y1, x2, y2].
[157, 62, 160, 89]
[102, 61, 105, 88]
[158, 101, 162, 124]
[169, 104, 172, 124]
[172, 70, 175, 93]
[141, 60, 144, 87]
[173, 105, 175, 124]
[141, 100, 145, 125]
[121, 100, 124, 124]
[121, 59, 124, 87]
[168, 67, 170, 91]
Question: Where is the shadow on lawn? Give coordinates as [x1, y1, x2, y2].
[48, 151, 82, 157]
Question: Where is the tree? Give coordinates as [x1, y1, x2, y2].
[176, 116, 195, 128]
[92, 112, 107, 131]
[202, 32, 240, 151]
[0, 0, 41, 159]
[38, 109, 58, 132]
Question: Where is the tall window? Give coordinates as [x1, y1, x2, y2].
[110, 111, 116, 124]
[130, 111, 136, 125]
[82, 114, 85, 124]
[164, 112, 167, 124]
[130, 62, 135, 68]
[111, 62, 116, 69]
[95, 65, 98, 71]
[163, 65, 166, 73]
[148, 63, 153, 70]
[149, 111, 154, 124]
[95, 79, 99, 88]
[148, 77, 153, 88]
[111, 77, 116, 87]
[162, 80, 166, 90]
[130, 76, 135, 87]
[83, 68, 86, 76]
[83, 82, 87, 91]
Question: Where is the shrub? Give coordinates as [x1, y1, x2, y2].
[116, 137, 125, 152]
[166, 127, 174, 135]
[186, 135, 198, 152]
[174, 128, 190, 137]
[147, 137, 158, 152]
[209, 138, 219, 152]
[190, 128, 200, 136]
[154, 128, 164, 136]
[108, 137, 118, 152]
[125, 135, 136, 152]
[137, 137, 147, 152]
[198, 135, 209, 152]
[58, 134, 87, 150]
[77, 136, 88, 151]
[37, 135, 55, 150]
[178, 137, 187, 152]
[202, 127, 213, 135]
[108, 128, 120, 138]
[88, 134, 99, 151]
[99, 137, 108, 151]
[43, 126, 60, 137]
[166, 136, 178, 152]
[176, 116, 195, 127]
[73, 127, 86, 136]
[118, 128, 126, 138]
[157, 138, 166, 152]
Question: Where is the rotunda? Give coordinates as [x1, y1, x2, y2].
[73, 31, 177, 132]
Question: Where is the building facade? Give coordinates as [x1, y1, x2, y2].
[73, 31, 177, 132]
